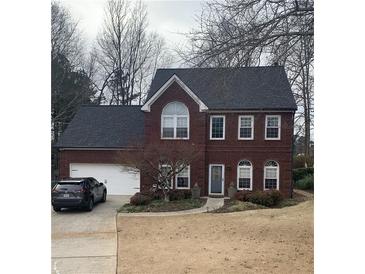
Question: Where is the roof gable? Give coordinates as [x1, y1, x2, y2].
[145, 67, 297, 111]
[141, 74, 208, 112]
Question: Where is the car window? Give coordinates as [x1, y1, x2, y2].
[88, 179, 95, 188]
[92, 178, 99, 185]
[55, 183, 82, 191]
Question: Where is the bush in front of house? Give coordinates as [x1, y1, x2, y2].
[293, 167, 314, 182]
[168, 189, 192, 201]
[246, 191, 274, 207]
[295, 174, 314, 190]
[130, 192, 152, 206]
[267, 190, 283, 204]
[234, 190, 249, 202]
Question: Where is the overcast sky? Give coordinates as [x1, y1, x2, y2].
[60, 0, 206, 65]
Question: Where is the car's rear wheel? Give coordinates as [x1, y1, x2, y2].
[53, 206, 61, 212]
[86, 198, 94, 211]
[101, 191, 107, 203]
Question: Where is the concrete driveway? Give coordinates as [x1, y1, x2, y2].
[52, 195, 130, 274]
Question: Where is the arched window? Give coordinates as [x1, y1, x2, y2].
[264, 160, 279, 190]
[161, 102, 189, 139]
[237, 160, 252, 190]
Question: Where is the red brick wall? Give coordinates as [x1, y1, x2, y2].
[59, 81, 294, 197]
[142, 81, 294, 197]
[141, 82, 207, 193]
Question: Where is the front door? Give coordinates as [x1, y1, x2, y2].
[209, 164, 224, 195]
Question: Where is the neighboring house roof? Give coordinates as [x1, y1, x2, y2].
[145, 66, 297, 111]
[56, 105, 144, 148]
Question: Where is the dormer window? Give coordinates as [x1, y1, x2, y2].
[161, 102, 189, 139]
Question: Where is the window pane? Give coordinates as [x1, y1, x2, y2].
[177, 117, 187, 127]
[162, 117, 174, 127]
[211, 117, 224, 138]
[162, 128, 174, 138]
[239, 167, 251, 178]
[265, 179, 277, 189]
[267, 117, 279, 127]
[162, 102, 188, 115]
[177, 177, 189, 188]
[266, 167, 277, 179]
[266, 128, 278, 138]
[176, 128, 187, 138]
[239, 178, 251, 189]
[241, 117, 252, 127]
[240, 128, 252, 138]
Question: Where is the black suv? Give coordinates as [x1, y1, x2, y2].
[52, 177, 107, 212]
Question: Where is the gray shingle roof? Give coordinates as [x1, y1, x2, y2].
[147, 66, 297, 110]
[56, 105, 144, 148]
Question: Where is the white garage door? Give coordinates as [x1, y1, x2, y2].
[70, 163, 140, 195]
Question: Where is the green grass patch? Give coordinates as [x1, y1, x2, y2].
[118, 198, 206, 213]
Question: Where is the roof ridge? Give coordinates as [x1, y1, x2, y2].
[157, 66, 284, 71]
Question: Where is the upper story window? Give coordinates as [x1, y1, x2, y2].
[265, 115, 281, 140]
[237, 160, 252, 190]
[238, 115, 254, 140]
[161, 102, 189, 139]
[264, 160, 279, 190]
[210, 115, 225, 140]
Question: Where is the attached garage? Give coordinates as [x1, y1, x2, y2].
[69, 163, 140, 195]
[56, 105, 145, 195]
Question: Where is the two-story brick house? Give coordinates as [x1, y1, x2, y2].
[56, 66, 296, 197]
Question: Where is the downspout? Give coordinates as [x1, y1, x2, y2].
[290, 111, 295, 198]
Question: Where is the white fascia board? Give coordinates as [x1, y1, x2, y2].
[141, 74, 208, 112]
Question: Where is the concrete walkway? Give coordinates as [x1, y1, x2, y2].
[52, 195, 130, 274]
[118, 197, 224, 217]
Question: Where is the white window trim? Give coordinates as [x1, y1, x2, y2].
[161, 114, 189, 140]
[238, 115, 254, 140]
[175, 165, 190, 189]
[208, 164, 225, 195]
[159, 164, 174, 188]
[263, 162, 280, 190]
[265, 115, 281, 140]
[141, 74, 208, 112]
[237, 160, 253, 190]
[210, 115, 225, 140]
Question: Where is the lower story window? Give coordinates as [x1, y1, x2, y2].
[237, 160, 252, 190]
[264, 161, 279, 190]
[160, 165, 173, 188]
[176, 166, 190, 189]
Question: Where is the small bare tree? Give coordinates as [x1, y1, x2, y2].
[118, 143, 200, 201]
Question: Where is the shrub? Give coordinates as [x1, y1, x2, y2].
[267, 190, 283, 204]
[234, 190, 249, 202]
[293, 154, 306, 169]
[151, 189, 165, 200]
[246, 191, 274, 207]
[293, 167, 314, 182]
[182, 189, 192, 199]
[130, 192, 152, 206]
[168, 189, 191, 201]
[295, 175, 314, 190]
[293, 155, 314, 169]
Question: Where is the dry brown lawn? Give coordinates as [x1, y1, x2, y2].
[117, 199, 313, 274]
